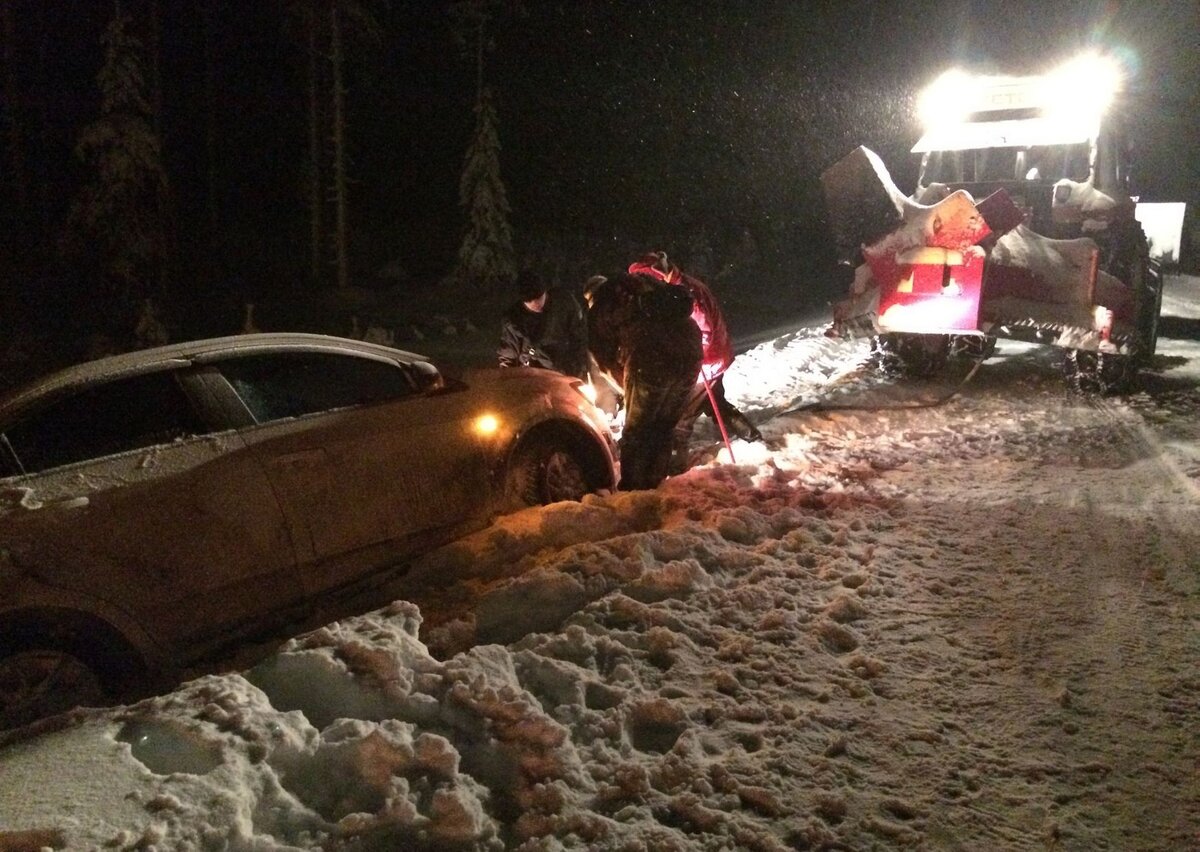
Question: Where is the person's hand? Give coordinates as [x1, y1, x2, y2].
[700, 360, 725, 381]
[609, 407, 626, 437]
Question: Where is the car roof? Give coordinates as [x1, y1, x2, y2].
[0, 333, 432, 419]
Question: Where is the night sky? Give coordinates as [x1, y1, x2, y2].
[2, 1, 1198, 324]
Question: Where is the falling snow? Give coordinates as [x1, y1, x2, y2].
[1, 278, 1198, 851]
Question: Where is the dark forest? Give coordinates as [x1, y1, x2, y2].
[1, 1, 1196, 386]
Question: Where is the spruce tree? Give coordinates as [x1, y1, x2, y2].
[64, 7, 170, 337]
[450, 84, 515, 290]
[447, 0, 518, 292]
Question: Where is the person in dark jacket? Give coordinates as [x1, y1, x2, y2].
[498, 271, 590, 379]
[627, 251, 762, 472]
[587, 272, 703, 491]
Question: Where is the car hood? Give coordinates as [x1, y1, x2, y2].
[461, 366, 578, 392]
[460, 367, 612, 437]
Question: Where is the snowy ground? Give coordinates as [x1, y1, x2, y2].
[1, 278, 1198, 851]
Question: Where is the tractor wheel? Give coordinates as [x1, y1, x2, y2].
[951, 334, 997, 361]
[1063, 349, 1132, 395]
[873, 333, 951, 378]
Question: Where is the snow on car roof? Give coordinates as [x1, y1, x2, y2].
[0, 333, 433, 420]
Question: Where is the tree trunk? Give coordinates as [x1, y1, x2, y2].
[475, 14, 483, 104]
[330, 1, 348, 290]
[0, 0, 28, 211]
[147, 0, 162, 139]
[32, 8, 54, 234]
[306, 0, 324, 283]
[200, 0, 219, 241]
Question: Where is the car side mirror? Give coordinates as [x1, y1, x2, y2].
[409, 361, 444, 393]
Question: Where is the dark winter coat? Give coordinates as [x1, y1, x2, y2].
[587, 273, 703, 490]
[627, 259, 734, 379]
[497, 287, 589, 379]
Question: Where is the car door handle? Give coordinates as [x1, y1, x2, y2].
[1, 488, 90, 512]
[22, 496, 90, 512]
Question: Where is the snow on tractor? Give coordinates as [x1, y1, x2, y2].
[822, 53, 1163, 393]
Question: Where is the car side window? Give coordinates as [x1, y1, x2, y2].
[217, 352, 418, 424]
[4, 371, 209, 475]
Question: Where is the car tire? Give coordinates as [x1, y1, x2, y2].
[0, 647, 107, 731]
[508, 436, 591, 507]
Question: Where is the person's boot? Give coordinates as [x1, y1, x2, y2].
[726, 409, 763, 442]
[667, 445, 691, 475]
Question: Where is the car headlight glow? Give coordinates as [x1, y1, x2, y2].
[473, 413, 500, 436]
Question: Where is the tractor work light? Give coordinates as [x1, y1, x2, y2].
[916, 68, 974, 131]
[1040, 52, 1123, 128]
[912, 52, 1125, 152]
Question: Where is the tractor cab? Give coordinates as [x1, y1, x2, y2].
[911, 59, 1135, 241]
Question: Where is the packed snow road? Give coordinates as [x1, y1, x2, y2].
[386, 326, 1200, 850]
[0, 278, 1197, 851]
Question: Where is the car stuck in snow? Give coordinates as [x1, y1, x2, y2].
[0, 333, 617, 728]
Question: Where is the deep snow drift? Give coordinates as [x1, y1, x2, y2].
[1, 278, 1198, 851]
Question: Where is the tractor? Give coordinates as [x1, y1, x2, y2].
[822, 53, 1163, 393]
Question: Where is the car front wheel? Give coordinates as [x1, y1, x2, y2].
[508, 436, 591, 507]
[0, 648, 106, 730]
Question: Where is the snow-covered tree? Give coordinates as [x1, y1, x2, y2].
[63, 6, 170, 333]
[445, 0, 518, 291]
[448, 84, 515, 290]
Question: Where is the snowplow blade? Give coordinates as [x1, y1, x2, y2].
[820, 146, 907, 263]
[823, 147, 990, 336]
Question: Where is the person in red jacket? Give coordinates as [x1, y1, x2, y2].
[627, 252, 762, 471]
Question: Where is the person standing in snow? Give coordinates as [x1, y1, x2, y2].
[498, 270, 589, 380]
[626, 251, 762, 472]
[586, 272, 702, 490]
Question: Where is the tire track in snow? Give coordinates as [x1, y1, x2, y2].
[854, 393, 1200, 850]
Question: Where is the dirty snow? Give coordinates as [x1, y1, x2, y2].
[2, 278, 1198, 851]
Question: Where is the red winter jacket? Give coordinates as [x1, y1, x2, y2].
[627, 259, 734, 380]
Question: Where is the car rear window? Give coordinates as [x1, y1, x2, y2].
[4, 371, 209, 474]
[217, 352, 417, 423]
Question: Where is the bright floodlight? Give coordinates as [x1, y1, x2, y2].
[1042, 52, 1123, 127]
[917, 69, 973, 130]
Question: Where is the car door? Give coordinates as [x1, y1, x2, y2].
[0, 367, 303, 656]
[212, 350, 493, 597]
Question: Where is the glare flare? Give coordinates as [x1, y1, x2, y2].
[473, 413, 500, 436]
